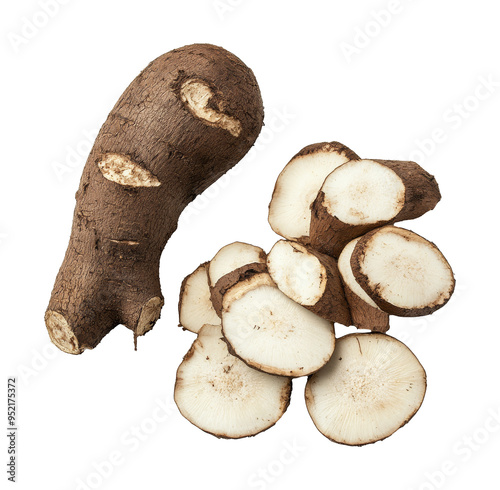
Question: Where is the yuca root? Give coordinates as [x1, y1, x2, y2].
[46, 44, 264, 354]
[310, 159, 441, 257]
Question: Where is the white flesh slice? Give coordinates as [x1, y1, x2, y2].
[179, 264, 220, 333]
[222, 273, 335, 377]
[174, 324, 291, 438]
[355, 227, 454, 313]
[208, 242, 266, 287]
[267, 240, 326, 306]
[305, 333, 426, 445]
[269, 146, 355, 241]
[321, 159, 405, 225]
[338, 238, 380, 309]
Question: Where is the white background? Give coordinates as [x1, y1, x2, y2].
[1, 1, 499, 489]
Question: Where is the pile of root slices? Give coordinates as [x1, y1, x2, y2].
[174, 141, 455, 446]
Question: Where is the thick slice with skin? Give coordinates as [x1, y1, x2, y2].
[268, 142, 359, 243]
[46, 44, 263, 354]
[208, 242, 267, 316]
[266, 240, 351, 326]
[338, 238, 389, 332]
[178, 263, 220, 333]
[310, 159, 441, 257]
[222, 273, 335, 377]
[351, 226, 455, 317]
[174, 324, 292, 439]
[305, 333, 426, 446]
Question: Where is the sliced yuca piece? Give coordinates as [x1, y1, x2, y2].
[267, 240, 351, 326]
[268, 142, 359, 242]
[351, 226, 455, 317]
[310, 159, 441, 257]
[222, 273, 335, 376]
[208, 242, 267, 316]
[175, 324, 292, 438]
[338, 238, 389, 332]
[178, 263, 220, 333]
[305, 333, 426, 446]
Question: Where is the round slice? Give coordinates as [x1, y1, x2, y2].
[222, 273, 336, 377]
[268, 141, 359, 242]
[178, 263, 220, 333]
[267, 240, 351, 325]
[351, 226, 455, 316]
[338, 238, 389, 332]
[305, 332, 426, 446]
[175, 324, 292, 439]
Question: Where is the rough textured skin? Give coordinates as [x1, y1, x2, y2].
[46, 44, 264, 354]
[297, 246, 352, 326]
[210, 255, 268, 317]
[309, 159, 441, 257]
[341, 282, 390, 332]
[351, 226, 455, 317]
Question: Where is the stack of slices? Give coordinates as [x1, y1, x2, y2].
[175, 141, 454, 445]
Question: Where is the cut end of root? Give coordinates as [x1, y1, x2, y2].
[98, 153, 161, 187]
[45, 310, 83, 355]
[180, 79, 242, 137]
[352, 226, 455, 316]
[136, 297, 164, 337]
[321, 159, 405, 226]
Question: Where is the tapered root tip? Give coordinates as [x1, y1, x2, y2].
[45, 310, 83, 355]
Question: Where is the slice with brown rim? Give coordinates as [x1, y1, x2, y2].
[351, 226, 455, 316]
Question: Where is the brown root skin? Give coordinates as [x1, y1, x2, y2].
[309, 159, 441, 257]
[351, 226, 455, 317]
[341, 282, 389, 332]
[46, 43, 264, 354]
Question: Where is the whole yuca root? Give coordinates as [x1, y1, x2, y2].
[46, 44, 264, 354]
